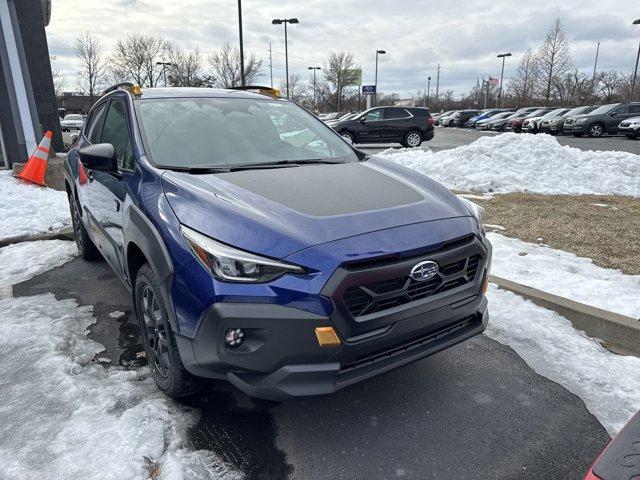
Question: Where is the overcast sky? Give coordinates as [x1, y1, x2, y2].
[46, 0, 640, 98]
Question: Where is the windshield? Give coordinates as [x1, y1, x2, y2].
[543, 108, 566, 117]
[136, 97, 357, 169]
[564, 106, 592, 117]
[492, 112, 513, 120]
[588, 103, 619, 115]
[65, 114, 82, 121]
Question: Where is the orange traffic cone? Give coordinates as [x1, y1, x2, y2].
[15, 131, 52, 187]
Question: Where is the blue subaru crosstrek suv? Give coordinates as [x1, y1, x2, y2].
[64, 83, 492, 401]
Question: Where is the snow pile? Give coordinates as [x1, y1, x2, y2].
[488, 233, 640, 318]
[378, 133, 640, 196]
[0, 171, 71, 239]
[486, 285, 640, 436]
[0, 240, 77, 286]
[0, 294, 239, 480]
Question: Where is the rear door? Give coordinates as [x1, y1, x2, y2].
[381, 107, 414, 142]
[84, 98, 135, 276]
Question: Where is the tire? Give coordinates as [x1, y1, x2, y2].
[588, 123, 604, 138]
[626, 133, 638, 140]
[135, 263, 201, 398]
[402, 130, 423, 148]
[68, 193, 100, 261]
[340, 131, 355, 144]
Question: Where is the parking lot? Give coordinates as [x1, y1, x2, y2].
[359, 127, 640, 155]
[12, 254, 609, 480]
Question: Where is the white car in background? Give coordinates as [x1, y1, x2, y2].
[60, 114, 85, 131]
[618, 116, 640, 139]
[522, 108, 570, 134]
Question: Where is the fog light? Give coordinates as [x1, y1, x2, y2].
[224, 328, 245, 348]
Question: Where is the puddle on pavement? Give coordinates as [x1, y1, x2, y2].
[183, 386, 292, 480]
[116, 311, 146, 368]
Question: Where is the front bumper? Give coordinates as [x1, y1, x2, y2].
[179, 235, 491, 400]
[563, 123, 587, 134]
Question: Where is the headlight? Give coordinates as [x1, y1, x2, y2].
[459, 197, 486, 232]
[575, 118, 587, 124]
[181, 226, 305, 283]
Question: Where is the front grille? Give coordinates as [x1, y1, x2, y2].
[338, 315, 479, 375]
[343, 254, 482, 318]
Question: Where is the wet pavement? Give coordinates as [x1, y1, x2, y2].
[14, 255, 611, 479]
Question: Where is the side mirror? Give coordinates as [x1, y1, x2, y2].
[79, 143, 118, 172]
[359, 117, 366, 123]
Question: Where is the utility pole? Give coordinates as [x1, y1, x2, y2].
[631, 20, 640, 101]
[592, 41, 600, 81]
[308, 66, 321, 111]
[434, 64, 440, 103]
[268, 42, 274, 88]
[238, 0, 245, 85]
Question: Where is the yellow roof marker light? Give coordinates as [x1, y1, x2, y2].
[229, 85, 281, 99]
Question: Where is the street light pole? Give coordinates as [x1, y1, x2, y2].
[374, 49, 386, 106]
[308, 66, 321, 111]
[497, 52, 511, 108]
[426, 76, 431, 107]
[155, 61, 172, 87]
[272, 18, 299, 99]
[631, 19, 640, 101]
[238, 0, 245, 85]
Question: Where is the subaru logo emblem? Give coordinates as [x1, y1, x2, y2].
[410, 261, 439, 282]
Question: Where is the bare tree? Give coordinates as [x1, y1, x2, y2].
[52, 69, 66, 96]
[320, 52, 361, 111]
[534, 19, 573, 105]
[165, 44, 211, 87]
[279, 73, 308, 105]
[597, 71, 622, 103]
[508, 49, 536, 104]
[554, 69, 593, 105]
[111, 34, 168, 87]
[73, 32, 108, 102]
[209, 43, 262, 88]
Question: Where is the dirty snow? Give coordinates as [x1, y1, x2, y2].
[0, 240, 77, 286]
[378, 133, 640, 196]
[0, 293, 240, 480]
[489, 233, 640, 318]
[486, 285, 640, 436]
[0, 170, 71, 239]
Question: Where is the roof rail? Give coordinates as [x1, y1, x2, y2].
[101, 82, 142, 96]
[229, 85, 281, 98]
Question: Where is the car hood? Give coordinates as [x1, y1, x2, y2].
[161, 157, 473, 259]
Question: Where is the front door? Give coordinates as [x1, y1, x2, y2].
[84, 98, 135, 277]
[606, 105, 628, 133]
[355, 108, 385, 143]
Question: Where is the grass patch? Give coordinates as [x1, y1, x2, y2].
[470, 193, 640, 275]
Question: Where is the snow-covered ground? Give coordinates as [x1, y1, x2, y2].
[378, 133, 640, 196]
[486, 284, 640, 436]
[0, 240, 77, 286]
[488, 233, 640, 318]
[0, 171, 71, 240]
[0, 242, 239, 480]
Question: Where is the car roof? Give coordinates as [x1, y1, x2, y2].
[128, 87, 279, 101]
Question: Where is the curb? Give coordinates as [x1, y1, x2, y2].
[0, 226, 74, 248]
[489, 274, 640, 356]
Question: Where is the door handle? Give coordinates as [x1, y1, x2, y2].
[114, 199, 121, 212]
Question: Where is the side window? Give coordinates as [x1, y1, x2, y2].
[628, 104, 640, 114]
[384, 108, 411, 119]
[363, 109, 382, 121]
[85, 103, 108, 144]
[611, 106, 628, 115]
[101, 100, 134, 171]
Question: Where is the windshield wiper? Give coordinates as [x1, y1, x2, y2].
[162, 165, 231, 173]
[227, 159, 346, 171]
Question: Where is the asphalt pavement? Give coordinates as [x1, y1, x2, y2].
[14, 256, 610, 480]
[359, 127, 640, 155]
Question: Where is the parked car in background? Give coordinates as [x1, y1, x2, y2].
[334, 106, 435, 147]
[540, 105, 597, 135]
[434, 110, 456, 126]
[618, 116, 640, 139]
[522, 108, 570, 134]
[477, 111, 513, 130]
[489, 107, 538, 132]
[60, 114, 85, 131]
[439, 111, 459, 127]
[467, 109, 510, 128]
[325, 112, 359, 127]
[320, 112, 348, 122]
[64, 84, 490, 400]
[563, 102, 640, 137]
[506, 107, 555, 133]
[451, 110, 481, 127]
